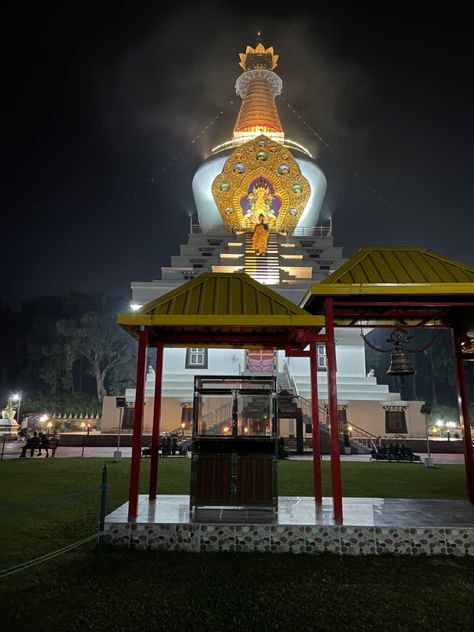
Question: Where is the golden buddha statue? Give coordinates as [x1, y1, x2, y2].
[243, 180, 277, 229]
[252, 214, 269, 255]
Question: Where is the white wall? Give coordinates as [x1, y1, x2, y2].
[163, 347, 245, 374]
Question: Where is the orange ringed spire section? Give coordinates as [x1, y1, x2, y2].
[233, 43, 284, 144]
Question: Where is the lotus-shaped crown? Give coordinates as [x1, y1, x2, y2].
[239, 43, 278, 71]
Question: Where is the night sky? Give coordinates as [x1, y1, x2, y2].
[3, 3, 473, 307]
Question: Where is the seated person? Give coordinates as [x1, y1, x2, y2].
[38, 432, 50, 457]
[20, 432, 40, 458]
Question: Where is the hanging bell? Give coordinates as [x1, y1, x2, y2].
[387, 346, 415, 376]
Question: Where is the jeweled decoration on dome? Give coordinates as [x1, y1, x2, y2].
[211, 135, 311, 233]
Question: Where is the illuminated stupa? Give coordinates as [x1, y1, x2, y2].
[100, 40, 425, 444]
[192, 42, 327, 232]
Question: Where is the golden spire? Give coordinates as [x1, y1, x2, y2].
[233, 42, 283, 143]
[238, 43, 279, 71]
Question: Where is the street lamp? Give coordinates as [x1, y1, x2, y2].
[420, 404, 433, 467]
[114, 397, 126, 462]
[40, 414, 49, 433]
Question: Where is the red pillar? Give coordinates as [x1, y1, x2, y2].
[453, 329, 474, 504]
[324, 298, 343, 523]
[309, 342, 322, 504]
[149, 342, 164, 500]
[128, 326, 148, 521]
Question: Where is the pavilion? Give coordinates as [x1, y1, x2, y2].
[116, 247, 474, 527]
[301, 246, 474, 510]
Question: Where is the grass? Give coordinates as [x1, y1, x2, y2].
[3, 548, 474, 631]
[1, 458, 473, 631]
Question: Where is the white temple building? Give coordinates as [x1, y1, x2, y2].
[101, 41, 425, 443]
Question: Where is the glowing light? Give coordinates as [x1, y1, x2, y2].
[243, 427, 249, 434]
[446, 421, 457, 429]
[130, 303, 142, 311]
[223, 426, 230, 434]
[12, 393, 20, 401]
[210, 138, 312, 158]
[436, 420, 444, 427]
[212, 265, 245, 273]
[40, 414, 48, 422]
[284, 138, 313, 158]
[211, 139, 237, 153]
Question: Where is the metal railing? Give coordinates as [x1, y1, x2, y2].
[190, 224, 333, 238]
[201, 402, 233, 433]
[167, 401, 233, 438]
[348, 423, 379, 451]
[298, 396, 328, 425]
[283, 362, 300, 397]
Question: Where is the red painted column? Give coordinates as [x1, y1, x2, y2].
[309, 342, 322, 504]
[128, 326, 149, 521]
[453, 329, 474, 504]
[324, 298, 343, 523]
[149, 342, 164, 500]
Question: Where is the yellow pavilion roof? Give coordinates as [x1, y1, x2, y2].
[118, 272, 323, 348]
[301, 247, 474, 326]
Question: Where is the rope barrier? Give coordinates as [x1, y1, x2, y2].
[0, 465, 108, 579]
[0, 484, 102, 513]
[0, 534, 98, 579]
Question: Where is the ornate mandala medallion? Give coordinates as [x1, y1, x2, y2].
[211, 135, 311, 233]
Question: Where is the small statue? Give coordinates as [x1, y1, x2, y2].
[146, 365, 156, 382]
[244, 179, 276, 229]
[2, 397, 16, 422]
[252, 214, 269, 256]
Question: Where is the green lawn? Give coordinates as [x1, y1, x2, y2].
[1, 458, 473, 631]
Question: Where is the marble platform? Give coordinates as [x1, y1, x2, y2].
[104, 495, 474, 556]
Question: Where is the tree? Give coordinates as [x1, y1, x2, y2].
[0, 302, 16, 391]
[56, 297, 136, 402]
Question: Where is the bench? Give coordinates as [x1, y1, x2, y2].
[142, 445, 187, 458]
[19, 439, 59, 458]
[370, 445, 420, 463]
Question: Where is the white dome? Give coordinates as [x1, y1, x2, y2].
[192, 148, 326, 229]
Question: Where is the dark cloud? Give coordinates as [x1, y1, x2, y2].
[2, 3, 473, 306]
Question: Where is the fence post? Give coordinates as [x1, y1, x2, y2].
[1, 436, 5, 460]
[98, 464, 108, 547]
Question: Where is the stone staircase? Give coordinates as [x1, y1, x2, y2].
[276, 378, 374, 455]
[278, 388, 336, 455]
[245, 233, 280, 284]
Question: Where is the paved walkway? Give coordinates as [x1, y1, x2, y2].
[1, 442, 467, 464]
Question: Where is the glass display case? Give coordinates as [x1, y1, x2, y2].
[190, 376, 278, 517]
